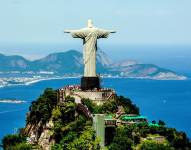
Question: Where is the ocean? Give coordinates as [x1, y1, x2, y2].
[0, 78, 191, 142]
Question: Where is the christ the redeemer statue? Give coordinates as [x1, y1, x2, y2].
[64, 20, 116, 90]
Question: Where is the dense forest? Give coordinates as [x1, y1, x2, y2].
[2, 88, 191, 150]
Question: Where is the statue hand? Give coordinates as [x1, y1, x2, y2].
[110, 30, 116, 33]
[64, 30, 72, 33]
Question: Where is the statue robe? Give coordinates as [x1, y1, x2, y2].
[70, 27, 111, 77]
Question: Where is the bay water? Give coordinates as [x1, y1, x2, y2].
[0, 78, 191, 142]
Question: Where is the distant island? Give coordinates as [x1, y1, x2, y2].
[0, 50, 187, 88]
[0, 99, 26, 104]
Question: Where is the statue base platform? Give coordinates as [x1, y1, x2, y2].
[81, 76, 100, 90]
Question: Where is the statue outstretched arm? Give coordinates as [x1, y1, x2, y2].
[64, 29, 87, 38]
[97, 29, 116, 38]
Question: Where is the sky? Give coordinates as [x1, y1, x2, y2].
[0, 0, 191, 74]
[0, 0, 191, 45]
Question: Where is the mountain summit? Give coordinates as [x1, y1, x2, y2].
[0, 50, 187, 80]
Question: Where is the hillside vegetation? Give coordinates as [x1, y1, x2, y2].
[2, 88, 191, 150]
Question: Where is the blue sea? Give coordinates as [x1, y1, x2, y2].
[0, 78, 191, 142]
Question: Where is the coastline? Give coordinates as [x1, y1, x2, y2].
[0, 75, 189, 89]
[0, 76, 80, 88]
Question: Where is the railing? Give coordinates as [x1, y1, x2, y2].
[76, 103, 92, 119]
[105, 120, 117, 127]
[106, 93, 115, 100]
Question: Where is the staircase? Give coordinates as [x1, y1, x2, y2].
[76, 103, 93, 119]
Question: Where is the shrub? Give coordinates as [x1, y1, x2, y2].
[2, 134, 26, 150]
[158, 120, 165, 126]
[27, 88, 57, 124]
[108, 125, 133, 150]
[7, 143, 32, 150]
[116, 96, 139, 114]
[81, 97, 122, 114]
[139, 140, 173, 150]
[66, 127, 100, 150]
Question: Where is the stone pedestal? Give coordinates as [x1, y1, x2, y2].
[81, 76, 100, 90]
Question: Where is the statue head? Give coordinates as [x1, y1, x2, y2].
[87, 19, 94, 28]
